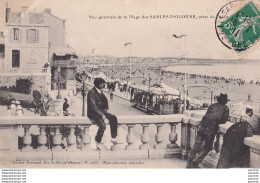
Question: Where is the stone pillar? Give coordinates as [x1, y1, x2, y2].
[52, 126, 62, 150]
[244, 135, 260, 168]
[22, 125, 32, 152]
[140, 124, 150, 150]
[37, 125, 48, 151]
[154, 124, 165, 149]
[82, 125, 92, 151]
[181, 123, 190, 160]
[54, 98, 63, 116]
[67, 125, 77, 151]
[126, 124, 135, 150]
[0, 124, 18, 161]
[46, 72, 52, 93]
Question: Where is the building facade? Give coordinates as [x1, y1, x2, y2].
[1, 7, 51, 93]
[0, 7, 77, 95]
[42, 8, 77, 93]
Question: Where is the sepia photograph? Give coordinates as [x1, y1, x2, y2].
[0, 0, 260, 170]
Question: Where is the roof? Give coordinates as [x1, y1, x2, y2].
[29, 13, 44, 24]
[42, 10, 65, 22]
[8, 12, 21, 23]
[7, 12, 45, 25]
[130, 84, 180, 96]
[161, 83, 180, 95]
[50, 45, 76, 56]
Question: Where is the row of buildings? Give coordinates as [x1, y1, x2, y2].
[0, 5, 77, 96]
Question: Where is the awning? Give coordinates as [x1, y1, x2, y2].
[50, 45, 76, 56]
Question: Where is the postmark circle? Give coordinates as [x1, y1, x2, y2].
[215, 0, 247, 50]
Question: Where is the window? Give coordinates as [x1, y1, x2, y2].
[0, 44, 4, 53]
[28, 29, 37, 42]
[27, 29, 38, 43]
[12, 50, 20, 67]
[28, 49, 36, 64]
[13, 28, 19, 40]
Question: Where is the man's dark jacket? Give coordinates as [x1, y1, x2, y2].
[87, 87, 108, 119]
[199, 103, 229, 133]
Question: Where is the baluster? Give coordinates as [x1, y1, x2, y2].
[52, 126, 62, 150]
[22, 125, 32, 151]
[154, 124, 166, 149]
[167, 123, 178, 149]
[111, 124, 124, 151]
[37, 125, 47, 151]
[82, 125, 92, 150]
[67, 125, 77, 150]
[140, 124, 150, 150]
[126, 124, 135, 150]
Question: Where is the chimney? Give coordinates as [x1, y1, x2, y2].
[21, 6, 29, 14]
[45, 8, 51, 14]
[5, 3, 10, 23]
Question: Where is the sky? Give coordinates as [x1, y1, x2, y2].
[0, 0, 260, 59]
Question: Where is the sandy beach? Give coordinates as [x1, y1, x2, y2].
[97, 60, 260, 114]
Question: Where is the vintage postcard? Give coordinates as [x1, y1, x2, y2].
[0, 0, 260, 169]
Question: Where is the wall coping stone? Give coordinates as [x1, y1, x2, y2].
[244, 135, 260, 150]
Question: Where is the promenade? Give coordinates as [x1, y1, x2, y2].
[0, 89, 183, 163]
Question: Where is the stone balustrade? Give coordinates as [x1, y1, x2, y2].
[0, 114, 184, 161]
[228, 113, 250, 123]
[0, 68, 50, 75]
[244, 136, 260, 168]
[0, 111, 259, 168]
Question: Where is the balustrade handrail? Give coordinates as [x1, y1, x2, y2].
[0, 114, 183, 126]
[0, 68, 49, 74]
[229, 113, 250, 121]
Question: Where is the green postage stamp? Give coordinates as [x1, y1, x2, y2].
[218, 1, 260, 52]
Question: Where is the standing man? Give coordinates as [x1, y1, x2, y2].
[186, 93, 230, 168]
[110, 91, 114, 102]
[87, 77, 119, 150]
[63, 98, 70, 116]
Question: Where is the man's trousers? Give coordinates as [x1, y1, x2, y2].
[91, 113, 118, 143]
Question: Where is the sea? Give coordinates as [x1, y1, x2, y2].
[165, 60, 260, 83]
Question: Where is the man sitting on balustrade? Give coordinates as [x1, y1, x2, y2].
[186, 93, 230, 168]
[87, 77, 120, 150]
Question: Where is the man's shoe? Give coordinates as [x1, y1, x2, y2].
[96, 141, 107, 151]
[110, 137, 123, 145]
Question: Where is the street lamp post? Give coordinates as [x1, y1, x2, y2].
[124, 42, 132, 86]
[56, 66, 61, 99]
[172, 34, 187, 111]
[148, 74, 152, 91]
[74, 71, 88, 116]
[184, 36, 187, 112]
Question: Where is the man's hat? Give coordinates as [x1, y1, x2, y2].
[94, 77, 106, 87]
[217, 93, 229, 104]
[64, 98, 68, 101]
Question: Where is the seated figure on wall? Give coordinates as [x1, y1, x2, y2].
[217, 113, 260, 168]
